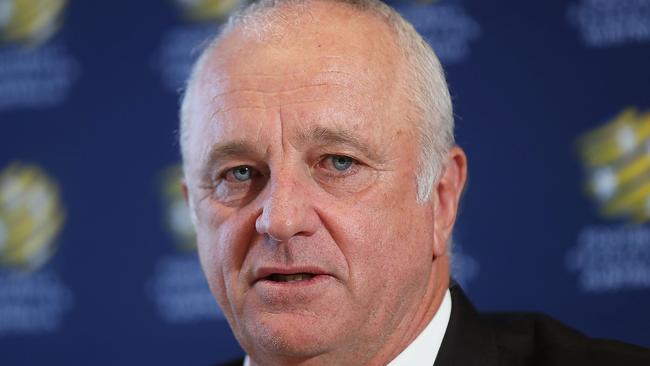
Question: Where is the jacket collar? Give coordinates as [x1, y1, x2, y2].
[434, 282, 499, 366]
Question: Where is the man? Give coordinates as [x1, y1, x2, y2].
[178, 1, 650, 365]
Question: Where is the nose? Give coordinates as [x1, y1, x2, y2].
[255, 172, 319, 242]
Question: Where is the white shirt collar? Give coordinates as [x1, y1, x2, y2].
[243, 289, 452, 366]
[386, 288, 452, 366]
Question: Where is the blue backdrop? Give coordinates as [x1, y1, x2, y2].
[1, 0, 649, 365]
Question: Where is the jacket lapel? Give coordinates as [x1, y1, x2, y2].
[433, 283, 499, 366]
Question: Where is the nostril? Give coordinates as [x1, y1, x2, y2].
[265, 233, 283, 243]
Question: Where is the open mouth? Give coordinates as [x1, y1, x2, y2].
[266, 273, 316, 282]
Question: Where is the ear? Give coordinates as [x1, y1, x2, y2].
[432, 146, 468, 257]
[181, 178, 189, 205]
[181, 177, 199, 227]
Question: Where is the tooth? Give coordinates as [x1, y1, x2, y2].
[269, 273, 315, 282]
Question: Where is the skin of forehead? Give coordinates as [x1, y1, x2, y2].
[189, 0, 413, 134]
[214, 1, 403, 74]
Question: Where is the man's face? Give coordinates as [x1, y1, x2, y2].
[183, 4, 450, 364]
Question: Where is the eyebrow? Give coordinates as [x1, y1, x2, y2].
[208, 140, 256, 159]
[200, 140, 261, 174]
[297, 126, 380, 160]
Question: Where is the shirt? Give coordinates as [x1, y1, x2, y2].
[387, 289, 452, 366]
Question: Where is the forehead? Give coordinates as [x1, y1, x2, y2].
[186, 2, 414, 157]
[201, 2, 404, 97]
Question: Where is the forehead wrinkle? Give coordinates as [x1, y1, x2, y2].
[203, 55, 354, 89]
[205, 73, 354, 123]
[207, 69, 352, 85]
[210, 83, 337, 99]
[206, 70, 355, 97]
[208, 98, 333, 122]
[212, 83, 345, 102]
[209, 82, 345, 111]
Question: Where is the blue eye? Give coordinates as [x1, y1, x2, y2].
[232, 166, 252, 181]
[331, 155, 354, 171]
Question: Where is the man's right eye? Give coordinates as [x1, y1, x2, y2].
[210, 165, 264, 206]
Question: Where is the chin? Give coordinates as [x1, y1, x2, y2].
[241, 311, 338, 359]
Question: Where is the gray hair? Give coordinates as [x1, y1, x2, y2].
[179, 0, 454, 202]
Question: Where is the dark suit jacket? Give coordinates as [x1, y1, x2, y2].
[220, 284, 650, 366]
[435, 283, 650, 366]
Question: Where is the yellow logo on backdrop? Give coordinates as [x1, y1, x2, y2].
[161, 164, 196, 251]
[173, 0, 246, 22]
[0, 0, 67, 46]
[0, 162, 65, 271]
[577, 107, 650, 222]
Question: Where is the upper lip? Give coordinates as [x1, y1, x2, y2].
[253, 266, 330, 283]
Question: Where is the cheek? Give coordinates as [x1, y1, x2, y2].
[325, 187, 435, 296]
[319, 201, 433, 342]
[195, 204, 258, 313]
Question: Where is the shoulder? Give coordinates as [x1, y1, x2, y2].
[484, 311, 650, 365]
[439, 284, 650, 366]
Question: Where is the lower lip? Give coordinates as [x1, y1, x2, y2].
[253, 274, 334, 300]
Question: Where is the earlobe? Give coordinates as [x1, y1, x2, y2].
[181, 179, 189, 205]
[432, 146, 468, 257]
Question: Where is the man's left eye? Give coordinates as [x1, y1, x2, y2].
[314, 154, 373, 194]
[229, 165, 253, 182]
[330, 155, 354, 171]
[231, 166, 252, 181]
